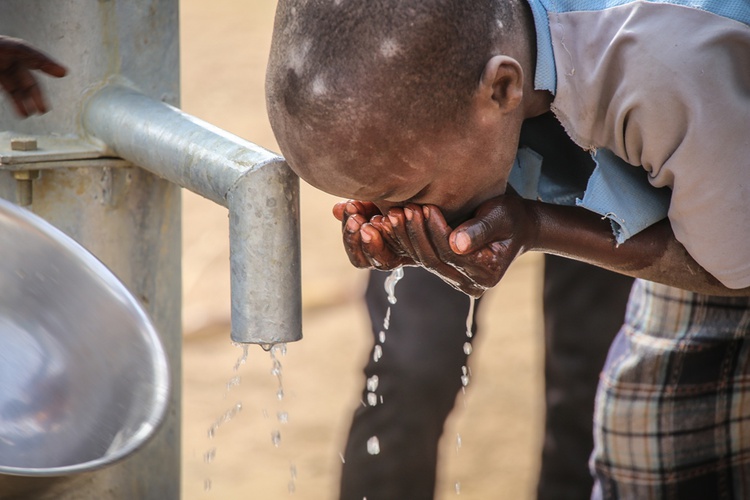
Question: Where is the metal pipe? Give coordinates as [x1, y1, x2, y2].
[83, 85, 302, 344]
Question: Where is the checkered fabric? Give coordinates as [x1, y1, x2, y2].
[591, 279, 750, 499]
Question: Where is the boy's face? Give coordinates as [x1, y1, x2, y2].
[280, 113, 522, 225]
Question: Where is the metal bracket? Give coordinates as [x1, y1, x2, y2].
[0, 132, 132, 206]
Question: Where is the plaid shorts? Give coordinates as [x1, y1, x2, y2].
[591, 279, 750, 500]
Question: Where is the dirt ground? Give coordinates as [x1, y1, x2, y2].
[179, 1, 545, 498]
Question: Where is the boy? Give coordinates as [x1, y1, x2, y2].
[266, 0, 750, 498]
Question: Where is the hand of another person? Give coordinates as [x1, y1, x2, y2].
[0, 36, 67, 117]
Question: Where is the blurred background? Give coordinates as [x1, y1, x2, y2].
[180, 1, 545, 498]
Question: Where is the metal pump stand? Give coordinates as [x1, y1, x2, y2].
[0, 1, 301, 498]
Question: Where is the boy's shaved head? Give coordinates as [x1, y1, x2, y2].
[267, 0, 520, 133]
[266, 0, 537, 218]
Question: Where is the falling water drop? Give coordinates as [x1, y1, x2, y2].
[203, 447, 216, 463]
[378, 330, 386, 343]
[456, 433, 462, 451]
[455, 481, 462, 494]
[463, 342, 473, 355]
[384, 266, 404, 304]
[373, 345, 383, 362]
[204, 478, 212, 491]
[232, 343, 250, 371]
[271, 430, 282, 447]
[367, 436, 380, 455]
[465, 296, 476, 338]
[367, 392, 378, 406]
[366, 375, 379, 392]
[261, 343, 274, 352]
[226, 375, 241, 391]
[277, 411, 289, 424]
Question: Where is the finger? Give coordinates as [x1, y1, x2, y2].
[360, 223, 410, 269]
[341, 214, 372, 268]
[421, 205, 458, 262]
[332, 201, 347, 221]
[5, 41, 67, 78]
[370, 215, 403, 254]
[402, 204, 484, 291]
[386, 207, 418, 261]
[344, 200, 380, 220]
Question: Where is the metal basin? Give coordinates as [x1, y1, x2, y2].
[0, 198, 169, 476]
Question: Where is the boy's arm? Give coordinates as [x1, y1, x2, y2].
[452, 196, 750, 297]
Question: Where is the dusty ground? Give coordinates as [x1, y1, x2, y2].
[179, 1, 545, 498]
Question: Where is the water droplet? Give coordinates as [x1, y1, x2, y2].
[461, 375, 470, 387]
[273, 343, 288, 356]
[455, 481, 462, 494]
[271, 359, 282, 377]
[204, 478, 212, 491]
[463, 342, 473, 355]
[290, 463, 298, 480]
[207, 424, 218, 439]
[461, 366, 468, 376]
[277, 387, 285, 401]
[465, 296, 476, 338]
[367, 436, 380, 455]
[226, 375, 241, 391]
[288, 480, 296, 493]
[261, 343, 274, 352]
[456, 433, 462, 451]
[383, 308, 391, 330]
[277, 411, 289, 424]
[339, 452, 346, 463]
[366, 375, 379, 392]
[367, 392, 378, 406]
[204, 447, 216, 463]
[373, 345, 383, 362]
[271, 430, 282, 447]
[384, 266, 404, 304]
[380, 395, 384, 404]
[379, 330, 386, 343]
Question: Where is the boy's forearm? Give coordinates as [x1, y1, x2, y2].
[527, 201, 750, 296]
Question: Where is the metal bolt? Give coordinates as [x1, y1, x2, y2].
[14, 170, 39, 206]
[10, 137, 38, 151]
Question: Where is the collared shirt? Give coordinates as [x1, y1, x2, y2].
[513, 0, 750, 289]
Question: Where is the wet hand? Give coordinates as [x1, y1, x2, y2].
[0, 36, 67, 117]
[333, 200, 413, 270]
[382, 202, 523, 297]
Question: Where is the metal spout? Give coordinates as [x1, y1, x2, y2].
[82, 85, 301, 344]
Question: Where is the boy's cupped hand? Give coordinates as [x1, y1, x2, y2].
[333, 194, 533, 297]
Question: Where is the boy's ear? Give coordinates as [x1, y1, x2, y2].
[478, 55, 524, 113]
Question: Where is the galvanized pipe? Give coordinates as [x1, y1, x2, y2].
[83, 85, 302, 344]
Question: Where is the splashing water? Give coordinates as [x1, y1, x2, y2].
[366, 375, 379, 392]
[231, 342, 250, 371]
[367, 392, 378, 406]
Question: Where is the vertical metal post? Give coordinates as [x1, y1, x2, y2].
[0, 1, 181, 498]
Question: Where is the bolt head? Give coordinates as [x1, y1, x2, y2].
[10, 137, 37, 151]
